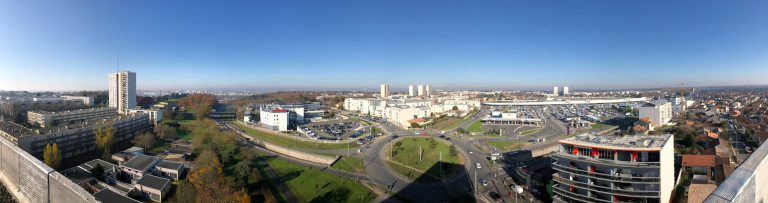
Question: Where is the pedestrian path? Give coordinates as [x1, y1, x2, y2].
[253, 152, 299, 203]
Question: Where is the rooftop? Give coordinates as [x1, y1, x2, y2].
[27, 106, 116, 115]
[136, 175, 170, 190]
[122, 154, 160, 171]
[156, 160, 183, 170]
[558, 133, 672, 150]
[92, 188, 141, 203]
[0, 113, 147, 138]
[682, 155, 716, 167]
[688, 183, 717, 203]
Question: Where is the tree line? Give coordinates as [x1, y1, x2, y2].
[179, 94, 220, 119]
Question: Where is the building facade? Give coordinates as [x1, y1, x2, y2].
[425, 85, 432, 96]
[109, 71, 137, 114]
[0, 98, 87, 117]
[552, 133, 675, 203]
[27, 107, 118, 128]
[409, 85, 416, 96]
[639, 99, 671, 126]
[554, 87, 559, 95]
[127, 108, 162, 125]
[380, 84, 390, 98]
[418, 85, 425, 96]
[0, 113, 149, 159]
[563, 86, 569, 95]
[60, 95, 95, 107]
[260, 107, 289, 131]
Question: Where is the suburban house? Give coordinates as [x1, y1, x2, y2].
[153, 160, 185, 180]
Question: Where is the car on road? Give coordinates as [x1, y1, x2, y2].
[475, 163, 481, 169]
[414, 131, 421, 135]
[488, 191, 501, 201]
[491, 151, 501, 156]
[480, 179, 488, 186]
[392, 135, 399, 139]
[468, 150, 473, 154]
[445, 137, 450, 140]
[439, 135, 445, 138]
[509, 184, 518, 190]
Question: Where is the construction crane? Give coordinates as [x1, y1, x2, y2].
[660, 82, 695, 117]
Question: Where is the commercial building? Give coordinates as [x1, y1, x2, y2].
[0, 113, 149, 159]
[418, 85, 425, 96]
[551, 133, 675, 203]
[563, 86, 569, 95]
[380, 84, 390, 98]
[60, 95, 95, 107]
[0, 97, 87, 117]
[639, 99, 672, 126]
[127, 108, 162, 125]
[260, 105, 290, 131]
[109, 71, 137, 114]
[27, 107, 118, 128]
[409, 85, 416, 96]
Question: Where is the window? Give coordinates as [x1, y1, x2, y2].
[598, 149, 614, 160]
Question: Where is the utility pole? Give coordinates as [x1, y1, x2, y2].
[348, 141, 350, 157]
[474, 171, 477, 196]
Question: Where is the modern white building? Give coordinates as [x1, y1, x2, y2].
[60, 95, 95, 107]
[409, 85, 416, 96]
[27, 107, 117, 127]
[128, 108, 163, 125]
[380, 84, 390, 98]
[418, 85, 425, 96]
[425, 85, 432, 96]
[109, 71, 137, 114]
[260, 107, 289, 132]
[554, 87, 559, 95]
[552, 133, 675, 203]
[639, 99, 672, 126]
[563, 86, 569, 95]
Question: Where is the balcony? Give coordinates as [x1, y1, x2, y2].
[554, 153, 660, 168]
[552, 163, 660, 184]
[553, 176, 660, 197]
[553, 185, 646, 203]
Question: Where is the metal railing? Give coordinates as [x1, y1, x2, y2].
[552, 164, 660, 184]
[553, 176, 660, 197]
[553, 186, 646, 203]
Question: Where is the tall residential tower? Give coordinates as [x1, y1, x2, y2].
[109, 71, 136, 114]
[380, 84, 390, 98]
[409, 85, 416, 96]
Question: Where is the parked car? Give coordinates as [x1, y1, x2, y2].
[488, 191, 501, 200]
[491, 151, 501, 156]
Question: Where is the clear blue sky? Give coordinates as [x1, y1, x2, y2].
[1, 0, 767, 91]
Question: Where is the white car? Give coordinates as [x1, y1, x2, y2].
[468, 150, 473, 154]
[476, 163, 482, 169]
[491, 152, 501, 156]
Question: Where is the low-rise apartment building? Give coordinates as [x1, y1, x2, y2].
[0, 113, 149, 159]
[0, 97, 88, 116]
[639, 99, 671, 127]
[127, 108, 162, 125]
[120, 154, 162, 182]
[134, 175, 171, 202]
[27, 107, 117, 128]
[552, 133, 675, 203]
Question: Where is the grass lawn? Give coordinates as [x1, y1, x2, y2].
[147, 138, 172, 154]
[469, 121, 484, 133]
[386, 160, 440, 182]
[487, 141, 525, 151]
[520, 128, 542, 135]
[388, 137, 463, 180]
[231, 122, 361, 150]
[263, 154, 377, 203]
[433, 118, 461, 130]
[331, 159, 355, 174]
[162, 113, 195, 140]
[589, 123, 610, 129]
[344, 157, 365, 174]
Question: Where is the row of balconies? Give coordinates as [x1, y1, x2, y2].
[553, 184, 653, 203]
[553, 176, 660, 197]
[552, 163, 660, 183]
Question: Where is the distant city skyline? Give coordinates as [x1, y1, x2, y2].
[1, 1, 767, 91]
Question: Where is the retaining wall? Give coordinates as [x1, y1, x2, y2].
[0, 138, 99, 203]
[235, 131, 338, 165]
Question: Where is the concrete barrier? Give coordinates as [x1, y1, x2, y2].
[236, 131, 339, 165]
[0, 138, 99, 203]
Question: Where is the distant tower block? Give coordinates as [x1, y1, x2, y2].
[553, 86, 559, 95]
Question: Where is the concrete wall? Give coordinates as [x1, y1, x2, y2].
[247, 136, 338, 165]
[0, 137, 99, 203]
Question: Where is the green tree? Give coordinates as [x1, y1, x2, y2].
[90, 163, 104, 178]
[219, 147, 236, 164]
[410, 123, 420, 128]
[449, 144, 458, 157]
[174, 181, 196, 203]
[13, 113, 25, 124]
[452, 106, 459, 111]
[233, 160, 250, 189]
[43, 143, 62, 169]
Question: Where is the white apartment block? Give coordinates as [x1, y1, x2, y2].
[127, 108, 163, 125]
[380, 84, 390, 98]
[418, 85, 425, 96]
[345, 97, 479, 129]
[409, 85, 416, 96]
[60, 95, 95, 107]
[0, 98, 87, 116]
[109, 71, 137, 114]
[639, 99, 671, 126]
[260, 108, 288, 132]
[554, 86, 559, 95]
[425, 85, 432, 96]
[552, 133, 675, 203]
[563, 86, 569, 95]
[27, 107, 118, 128]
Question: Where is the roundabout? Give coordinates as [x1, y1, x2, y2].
[384, 136, 465, 182]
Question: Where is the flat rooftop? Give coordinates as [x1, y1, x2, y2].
[156, 160, 183, 170]
[92, 188, 141, 203]
[27, 106, 116, 115]
[136, 175, 170, 190]
[122, 154, 159, 171]
[0, 113, 146, 138]
[559, 133, 672, 150]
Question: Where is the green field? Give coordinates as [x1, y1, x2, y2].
[231, 122, 361, 150]
[386, 160, 440, 182]
[520, 128, 542, 135]
[433, 118, 461, 130]
[387, 137, 462, 180]
[469, 121, 484, 133]
[262, 154, 377, 203]
[330, 157, 365, 174]
[147, 138, 172, 154]
[487, 141, 525, 151]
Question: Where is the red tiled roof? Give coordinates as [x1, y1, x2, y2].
[407, 118, 423, 123]
[696, 132, 719, 141]
[756, 131, 768, 142]
[682, 155, 716, 167]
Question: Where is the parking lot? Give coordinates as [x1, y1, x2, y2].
[299, 120, 371, 141]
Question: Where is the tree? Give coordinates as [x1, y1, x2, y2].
[94, 124, 116, 155]
[188, 149, 246, 203]
[449, 144, 458, 157]
[178, 94, 219, 120]
[43, 143, 62, 169]
[132, 132, 155, 151]
[233, 160, 250, 189]
[219, 147, 236, 165]
[154, 123, 176, 139]
[90, 163, 104, 178]
[452, 106, 459, 111]
[174, 181, 196, 203]
[13, 113, 25, 124]
[410, 123, 420, 128]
